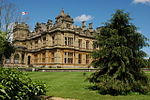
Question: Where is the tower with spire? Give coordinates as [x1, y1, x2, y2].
[55, 10, 73, 28]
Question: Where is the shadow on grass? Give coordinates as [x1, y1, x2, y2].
[87, 85, 99, 91]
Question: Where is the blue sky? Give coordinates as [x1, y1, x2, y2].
[11, 0, 150, 57]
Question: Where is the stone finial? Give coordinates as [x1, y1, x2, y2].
[60, 9, 66, 17]
[47, 19, 53, 25]
[15, 22, 18, 25]
[82, 21, 86, 28]
[21, 22, 25, 24]
[89, 23, 93, 29]
[61, 9, 64, 14]
[36, 22, 40, 26]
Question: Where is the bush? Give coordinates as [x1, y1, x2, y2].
[0, 68, 46, 100]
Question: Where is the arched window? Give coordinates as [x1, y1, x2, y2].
[52, 36, 55, 45]
[14, 54, 19, 64]
[28, 56, 31, 65]
[21, 54, 25, 64]
[6, 58, 11, 64]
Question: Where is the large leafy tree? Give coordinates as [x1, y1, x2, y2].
[0, 30, 14, 65]
[0, 0, 19, 65]
[89, 10, 150, 95]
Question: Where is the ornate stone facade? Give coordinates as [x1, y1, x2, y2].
[4, 10, 98, 68]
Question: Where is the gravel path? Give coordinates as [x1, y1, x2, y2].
[39, 96, 78, 100]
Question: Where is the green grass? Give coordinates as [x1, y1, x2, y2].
[26, 72, 150, 100]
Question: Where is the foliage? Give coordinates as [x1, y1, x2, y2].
[0, 0, 21, 64]
[0, 68, 46, 100]
[0, 31, 7, 63]
[0, 0, 19, 32]
[0, 30, 14, 64]
[147, 58, 150, 68]
[88, 10, 150, 95]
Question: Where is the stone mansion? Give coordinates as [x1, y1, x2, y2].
[4, 10, 98, 68]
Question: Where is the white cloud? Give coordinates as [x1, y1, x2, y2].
[74, 14, 94, 22]
[133, 0, 150, 4]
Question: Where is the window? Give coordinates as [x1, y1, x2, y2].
[66, 24, 71, 28]
[35, 40, 38, 48]
[86, 54, 90, 64]
[78, 39, 82, 48]
[52, 36, 55, 45]
[28, 56, 31, 65]
[35, 40, 38, 44]
[14, 54, 19, 64]
[65, 37, 73, 46]
[65, 37, 67, 45]
[64, 58, 67, 63]
[68, 52, 73, 64]
[21, 54, 25, 64]
[78, 54, 82, 64]
[34, 54, 38, 63]
[51, 52, 54, 62]
[30, 42, 32, 49]
[23, 42, 26, 46]
[43, 36, 46, 45]
[64, 52, 73, 64]
[86, 40, 89, 49]
[68, 37, 73, 46]
[6, 58, 11, 64]
[42, 53, 46, 63]
[93, 41, 98, 49]
[65, 52, 67, 55]
[43, 36, 46, 40]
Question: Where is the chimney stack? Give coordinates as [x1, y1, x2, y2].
[89, 23, 93, 29]
[82, 21, 86, 28]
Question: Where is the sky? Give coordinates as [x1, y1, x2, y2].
[11, 0, 150, 58]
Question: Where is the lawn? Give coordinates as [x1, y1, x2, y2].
[26, 72, 150, 100]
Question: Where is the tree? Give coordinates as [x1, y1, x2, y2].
[0, 31, 6, 63]
[0, 0, 29, 41]
[0, 30, 14, 65]
[0, 0, 18, 65]
[0, 0, 29, 65]
[89, 10, 150, 95]
[147, 58, 150, 68]
[0, 0, 17, 40]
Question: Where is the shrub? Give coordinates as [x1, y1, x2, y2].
[0, 68, 46, 100]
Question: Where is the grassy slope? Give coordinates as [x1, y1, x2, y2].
[26, 72, 150, 100]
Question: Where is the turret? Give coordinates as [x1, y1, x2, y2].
[82, 21, 86, 29]
[13, 22, 30, 40]
[55, 10, 74, 28]
[34, 22, 47, 33]
[88, 23, 93, 29]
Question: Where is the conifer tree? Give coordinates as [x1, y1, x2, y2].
[89, 10, 150, 95]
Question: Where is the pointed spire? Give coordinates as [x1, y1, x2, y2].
[55, 9, 74, 24]
[60, 8, 66, 16]
[61, 8, 64, 13]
